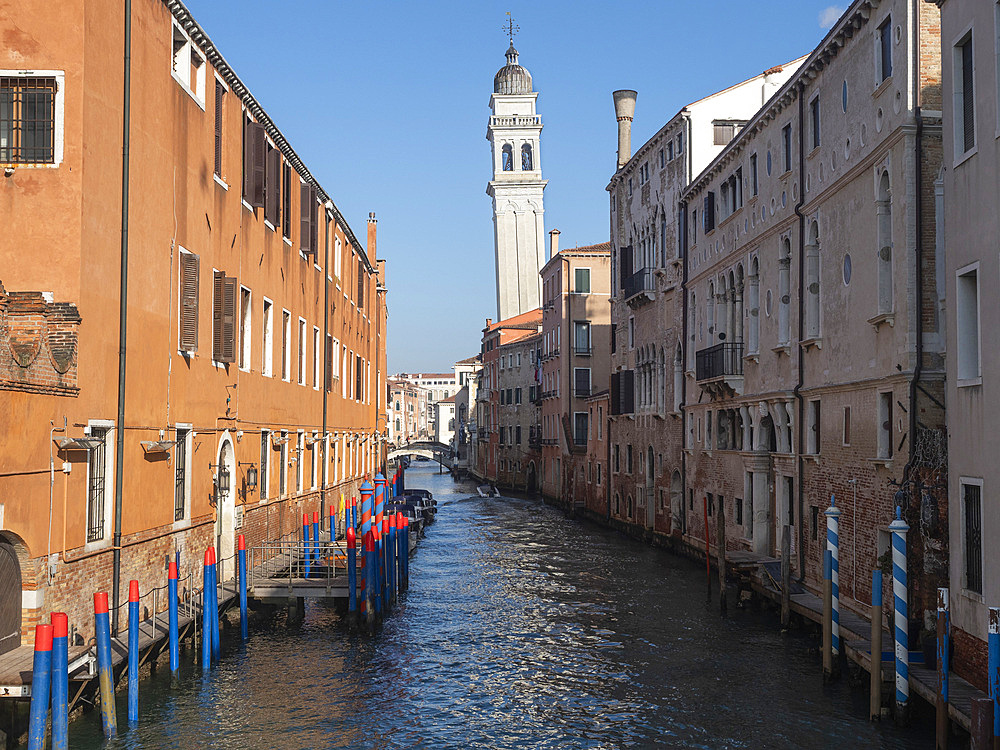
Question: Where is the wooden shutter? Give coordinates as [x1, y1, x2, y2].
[179, 252, 199, 352]
[610, 372, 620, 415]
[221, 275, 237, 363]
[325, 335, 332, 392]
[242, 117, 252, 199]
[251, 124, 266, 208]
[214, 82, 223, 177]
[282, 164, 291, 237]
[212, 270, 224, 360]
[300, 183, 312, 253]
[309, 187, 318, 253]
[357, 260, 364, 307]
[619, 245, 632, 291]
[265, 148, 280, 225]
[622, 369, 635, 414]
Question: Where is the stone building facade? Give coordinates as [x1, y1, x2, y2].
[388, 378, 428, 444]
[494, 331, 542, 492]
[681, 0, 945, 627]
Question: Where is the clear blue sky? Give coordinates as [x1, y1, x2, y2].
[183, 1, 847, 373]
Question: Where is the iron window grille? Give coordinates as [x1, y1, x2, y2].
[86, 428, 108, 542]
[174, 429, 188, 521]
[0, 77, 56, 164]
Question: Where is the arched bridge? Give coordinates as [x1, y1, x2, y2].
[388, 441, 454, 469]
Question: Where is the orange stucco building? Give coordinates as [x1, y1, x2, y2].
[0, 0, 388, 647]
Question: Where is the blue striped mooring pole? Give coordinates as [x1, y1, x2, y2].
[347, 526, 357, 613]
[209, 547, 220, 661]
[402, 515, 409, 590]
[168, 561, 179, 672]
[128, 580, 140, 724]
[201, 549, 212, 670]
[387, 514, 396, 605]
[890, 506, 910, 715]
[990, 607, 1000, 743]
[27, 623, 52, 750]
[51, 612, 68, 750]
[825, 494, 841, 657]
[94, 592, 118, 737]
[238, 533, 248, 641]
[312, 511, 320, 572]
[303, 513, 311, 579]
[936, 587, 950, 746]
[364, 529, 376, 630]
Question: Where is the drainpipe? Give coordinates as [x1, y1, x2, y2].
[792, 81, 806, 582]
[679, 199, 689, 536]
[321, 208, 331, 521]
[111, 0, 132, 635]
[906, 0, 924, 492]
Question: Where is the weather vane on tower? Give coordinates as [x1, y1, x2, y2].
[504, 12, 519, 44]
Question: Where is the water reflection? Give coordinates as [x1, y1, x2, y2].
[67, 466, 936, 749]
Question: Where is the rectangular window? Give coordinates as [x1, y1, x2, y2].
[626, 444, 633, 473]
[298, 319, 306, 385]
[178, 251, 199, 353]
[174, 428, 188, 521]
[963, 480, 983, 593]
[355, 354, 363, 401]
[735, 497, 743, 526]
[957, 264, 981, 381]
[264, 144, 280, 226]
[574, 368, 591, 398]
[713, 122, 735, 145]
[279, 430, 288, 496]
[325, 334, 333, 391]
[516, 425, 522, 445]
[574, 321, 591, 355]
[86, 427, 109, 542]
[810, 95, 820, 149]
[843, 405, 851, 446]
[658, 148, 664, 168]
[213, 80, 224, 177]
[704, 192, 716, 232]
[296, 432, 304, 492]
[281, 310, 291, 381]
[242, 115, 265, 208]
[750, 153, 758, 196]
[261, 299, 273, 376]
[515, 387, 522, 405]
[574, 267, 591, 293]
[239, 286, 251, 370]
[782, 124, 792, 172]
[0, 76, 57, 163]
[171, 23, 206, 104]
[212, 270, 237, 363]
[807, 400, 821, 454]
[707, 492, 714, 517]
[879, 17, 893, 82]
[313, 326, 321, 389]
[955, 33, 976, 156]
[878, 392, 893, 459]
[677, 132, 684, 153]
[358, 259, 366, 308]
[667, 141, 674, 161]
[281, 163, 292, 238]
[811, 506, 819, 541]
[573, 412, 588, 446]
[309, 436, 316, 489]
[260, 430, 269, 500]
[300, 182, 318, 255]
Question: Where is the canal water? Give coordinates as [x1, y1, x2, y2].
[66, 464, 940, 749]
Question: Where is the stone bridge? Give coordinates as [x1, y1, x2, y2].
[387, 441, 454, 469]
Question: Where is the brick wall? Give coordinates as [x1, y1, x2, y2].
[952, 625, 987, 693]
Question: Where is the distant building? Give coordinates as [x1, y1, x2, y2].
[388, 378, 429, 445]
[434, 396, 457, 446]
[494, 330, 542, 492]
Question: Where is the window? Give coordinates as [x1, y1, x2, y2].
[575, 368, 591, 398]
[300, 182, 318, 255]
[626, 444, 633, 473]
[597, 463, 602, 485]
[242, 115, 265, 208]
[628, 178, 633, 197]
[281, 310, 291, 381]
[296, 432, 304, 492]
[877, 392, 894, 459]
[178, 251, 199, 353]
[515, 387, 522, 405]
[281, 163, 292, 238]
[658, 148, 664, 168]
[713, 122, 735, 145]
[574, 267, 591, 293]
[313, 326, 321, 389]
[707, 492, 714, 517]
[956, 264, 981, 382]
[309, 435, 317, 489]
[878, 17, 893, 83]
[357, 260, 366, 308]
[807, 399, 821, 454]
[355, 354, 363, 401]
[843, 406, 851, 446]
[264, 144, 280, 227]
[614, 445, 620, 473]
[750, 153, 758, 197]
[811, 506, 819, 541]
[810, 95, 821, 150]
[516, 425, 522, 445]
[521, 143, 533, 170]
[298, 319, 306, 385]
[0, 75, 59, 164]
[239, 286, 251, 370]
[170, 23, 206, 105]
[279, 430, 288, 495]
[954, 33, 975, 156]
[259, 430, 269, 500]
[213, 80, 224, 177]
[962, 480, 983, 593]
[703, 191, 715, 232]
[574, 413, 588, 446]
[677, 132, 684, 154]
[782, 124, 792, 172]
[668, 141, 674, 161]
[86, 426, 111, 542]
[334, 238, 342, 281]
[174, 428, 189, 521]
[628, 317, 635, 348]
[501, 143, 513, 171]
[212, 271, 237, 363]
[261, 299, 273, 376]
[736, 497, 743, 526]
[574, 321, 591, 355]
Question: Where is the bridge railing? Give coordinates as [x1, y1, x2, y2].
[248, 536, 351, 592]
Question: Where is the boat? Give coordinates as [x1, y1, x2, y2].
[477, 485, 500, 498]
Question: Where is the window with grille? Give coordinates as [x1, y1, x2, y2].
[963, 482, 982, 593]
[0, 76, 56, 164]
[260, 431, 269, 500]
[955, 33, 975, 155]
[87, 428, 109, 542]
[174, 429, 188, 521]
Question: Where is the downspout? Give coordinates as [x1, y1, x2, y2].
[906, 0, 924, 489]
[321, 210, 330, 521]
[792, 81, 806, 582]
[679, 198, 689, 536]
[111, 0, 132, 635]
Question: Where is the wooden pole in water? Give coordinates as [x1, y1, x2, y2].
[937, 587, 950, 749]
[871, 568, 883, 721]
[703, 496, 711, 593]
[823, 548, 833, 680]
[716, 500, 726, 615]
[780, 525, 791, 628]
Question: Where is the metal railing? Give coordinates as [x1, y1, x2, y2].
[695, 342, 744, 381]
[247, 536, 349, 591]
[624, 268, 655, 300]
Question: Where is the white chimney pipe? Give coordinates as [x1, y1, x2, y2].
[613, 90, 637, 170]
[549, 229, 561, 257]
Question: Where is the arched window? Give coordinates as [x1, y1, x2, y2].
[521, 143, 533, 171]
[673, 344, 683, 412]
[778, 238, 791, 346]
[707, 282, 715, 340]
[877, 171, 893, 314]
[748, 257, 760, 354]
[806, 222, 821, 339]
[501, 144, 513, 171]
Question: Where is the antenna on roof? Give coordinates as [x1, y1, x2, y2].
[504, 12, 519, 44]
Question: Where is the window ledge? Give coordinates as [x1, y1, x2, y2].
[867, 457, 893, 469]
[960, 588, 984, 604]
[668, 411, 682, 419]
[867, 312, 895, 329]
[170, 72, 206, 111]
[213, 174, 228, 191]
[872, 77, 893, 99]
[742, 353, 760, 364]
[803, 453, 820, 464]
[772, 344, 791, 356]
[954, 146, 978, 169]
[242, 199, 255, 213]
[958, 377, 982, 388]
[800, 336, 823, 351]
[264, 220, 276, 232]
[283, 237, 293, 247]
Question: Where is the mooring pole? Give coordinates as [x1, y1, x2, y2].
[127, 580, 139, 724]
[703, 496, 711, 594]
[989, 608, 1000, 748]
[870, 568, 884, 721]
[936, 587, 949, 749]
[890, 507, 910, 722]
[780, 524, 791, 628]
[27, 624, 53, 750]
[825, 495, 842, 675]
[716, 500, 726, 615]
[823, 548, 833, 680]
[51, 612, 68, 750]
[238, 534, 248, 641]
[94, 592, 118, 737]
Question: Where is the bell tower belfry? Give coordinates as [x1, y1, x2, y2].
[487, 25, 547, 320]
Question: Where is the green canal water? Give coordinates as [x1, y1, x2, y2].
[64, 464, 944, 749]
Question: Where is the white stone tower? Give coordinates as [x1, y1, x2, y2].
[487, 37, 547, 320]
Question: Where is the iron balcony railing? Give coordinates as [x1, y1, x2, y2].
[623, 268, 655, 300]
[574, 344, 592, 356]
[695, 342, 744, 381]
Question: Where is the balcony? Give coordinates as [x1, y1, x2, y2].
[623, 268, 655, 306]
[695, 342, 744, 397]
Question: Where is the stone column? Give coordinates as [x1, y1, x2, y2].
[778, 256, 791, 346]
[751, 452, 771, 556]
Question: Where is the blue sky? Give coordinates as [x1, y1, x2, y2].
[182, 1, 847, 373]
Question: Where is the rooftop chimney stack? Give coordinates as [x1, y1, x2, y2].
[367, 211, 377, 259]
[549, 228, 560, 258]
[613, 90, 637, 170]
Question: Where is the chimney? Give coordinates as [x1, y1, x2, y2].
[549, 228, 560, 257]
[613, 90, 637, 170]
[367, 212, 377, 260]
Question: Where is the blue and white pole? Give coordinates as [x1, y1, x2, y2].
[890, 506, 910, 714]
[989, 608, 1000, 744]
[825, 494, 841, 657]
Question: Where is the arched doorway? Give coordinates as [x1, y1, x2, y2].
[216, 433, 237, 566]
[526, 462, 537, 494]
[0, 536, 24, 655]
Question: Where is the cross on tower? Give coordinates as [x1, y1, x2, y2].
[503, 12, 519, 44]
